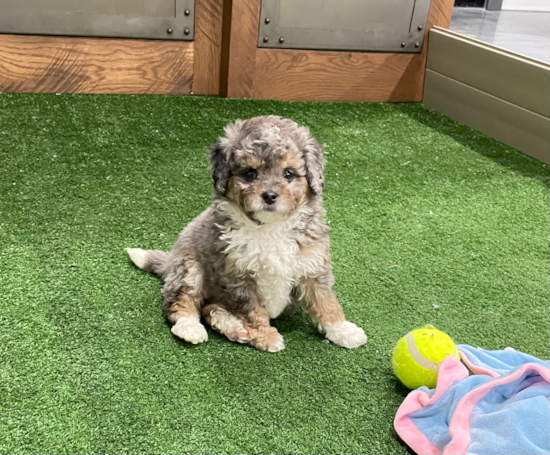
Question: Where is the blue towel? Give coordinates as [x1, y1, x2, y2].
[395, 345, 550, 455]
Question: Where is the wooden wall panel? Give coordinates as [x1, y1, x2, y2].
[254, 50, 423, 102]
[225, 0, 261, 98]
[0, 0, 454, 100]
[224, 0, 454, 102]
[0, 34, 193, 94]
[193, 0, 224, 95]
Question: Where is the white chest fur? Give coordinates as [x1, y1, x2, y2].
[218, 204, 323, 318]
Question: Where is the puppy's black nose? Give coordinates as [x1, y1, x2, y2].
[262, 191, 278, 205]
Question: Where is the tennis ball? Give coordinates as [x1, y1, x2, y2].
[392, 325, 459, 389]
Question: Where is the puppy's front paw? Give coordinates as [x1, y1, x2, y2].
[171, 317, 208, 344]
[324, 321, 367, 349]
[252, 330, 285, 353]
[265, 332, 285, 353]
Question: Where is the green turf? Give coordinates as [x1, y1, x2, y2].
[0, 94, 548, 455]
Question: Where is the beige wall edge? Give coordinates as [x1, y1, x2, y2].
[424, 28, 550, 165]
[428, 27, 550, 117]
[424, 70, 550, 164]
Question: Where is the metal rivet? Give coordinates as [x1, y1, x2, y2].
[279, 37, 284, 43]
[263, 36, 269, 43]
[184, 28, 190, 35]
[415, 42, 420, 48]
[167, 28, 173, 34]
[401, 42, 406, 48]
[265, 17, 271, 24]
[418, 24, 423, 31]
[184, 9, 190, 16]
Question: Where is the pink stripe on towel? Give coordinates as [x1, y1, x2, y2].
[394, 357, 469, 454]
[459, 349, 500, 378]
[443, 363, 550, 455]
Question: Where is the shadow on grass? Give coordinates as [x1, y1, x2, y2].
[393, 103, 550, 187]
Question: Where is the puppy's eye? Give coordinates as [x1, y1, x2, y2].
[283, 168, 294, 181]
[244, 169, 258, 182]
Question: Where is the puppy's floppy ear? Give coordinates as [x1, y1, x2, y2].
[208, 119, 244, 194]
[208, 142, 230, 194]
[302, 132, 326, 195]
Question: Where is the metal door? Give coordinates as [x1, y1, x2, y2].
[258, 0, 431, 52]
[0, 0, 195, 40]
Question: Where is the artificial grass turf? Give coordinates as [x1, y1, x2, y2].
[0, 94, 548, 455]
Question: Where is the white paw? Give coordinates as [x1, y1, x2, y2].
[226, 323, 249, 344]
[171, 317, 208, 344]
[266, 333, 285, 353]
[210, 310, 249, 343]
[324, 321, 367, 349]
[252, 331, 285, 353]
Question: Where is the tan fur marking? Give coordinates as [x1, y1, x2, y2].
[225, 177, 244, 207]
[239, 155, 262, 170]
[165, 293, 201, 324]
[240, 303, 284, 352]
[299, 277, 345, 326]
[297, 242, 330, 276]
[281, 175, 309, 212]
[278, 154, 304, 173]
[202, 303, 218, 327]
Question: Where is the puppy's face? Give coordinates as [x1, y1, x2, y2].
[225, 145, 309, 223]
[210, 116, 326, 224]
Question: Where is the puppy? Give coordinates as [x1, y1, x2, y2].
[126, 116, 367, 352]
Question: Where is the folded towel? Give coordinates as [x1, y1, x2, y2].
[394, 345, 550, 455]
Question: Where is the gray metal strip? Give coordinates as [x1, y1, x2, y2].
[0, 0, 195, 40]
[258, 0, 431, 53]
[409, 0, 432, 51]
[486, 0, 503, 10]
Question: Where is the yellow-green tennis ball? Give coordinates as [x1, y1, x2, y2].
[392, 325, 459, 389]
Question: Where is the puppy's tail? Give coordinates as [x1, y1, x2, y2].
[125, 248, 170, 279]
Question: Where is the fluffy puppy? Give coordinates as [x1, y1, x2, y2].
[126, 116, 367, 352]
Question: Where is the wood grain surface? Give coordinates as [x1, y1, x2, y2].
[225, 0, 261, 98]
[193, 0, 224, 95]
[254, 50, 423, 102]
[219, 0, 233, 97]
[224, 0, 454, 102]
[0, 34, 194, 94]
[0, 0, 453, 99]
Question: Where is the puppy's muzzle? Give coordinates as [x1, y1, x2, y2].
[262, 191, 278, 205]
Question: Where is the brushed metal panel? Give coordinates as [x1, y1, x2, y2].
[3, 0, 175, 17]
[0, 0, 195, 40]
[424, 69, 550, 164]
[258, 0, 431, 52]
[427, 28, 550, 117]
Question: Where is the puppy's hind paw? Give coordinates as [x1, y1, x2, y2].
[252, 330, 285, 353]
[266, 334, 285, 353]
[171, 317, 208, 345]
[209, 310, 249, 344]
[226, 325, 249, 344]
[324, 321, 367, 349]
